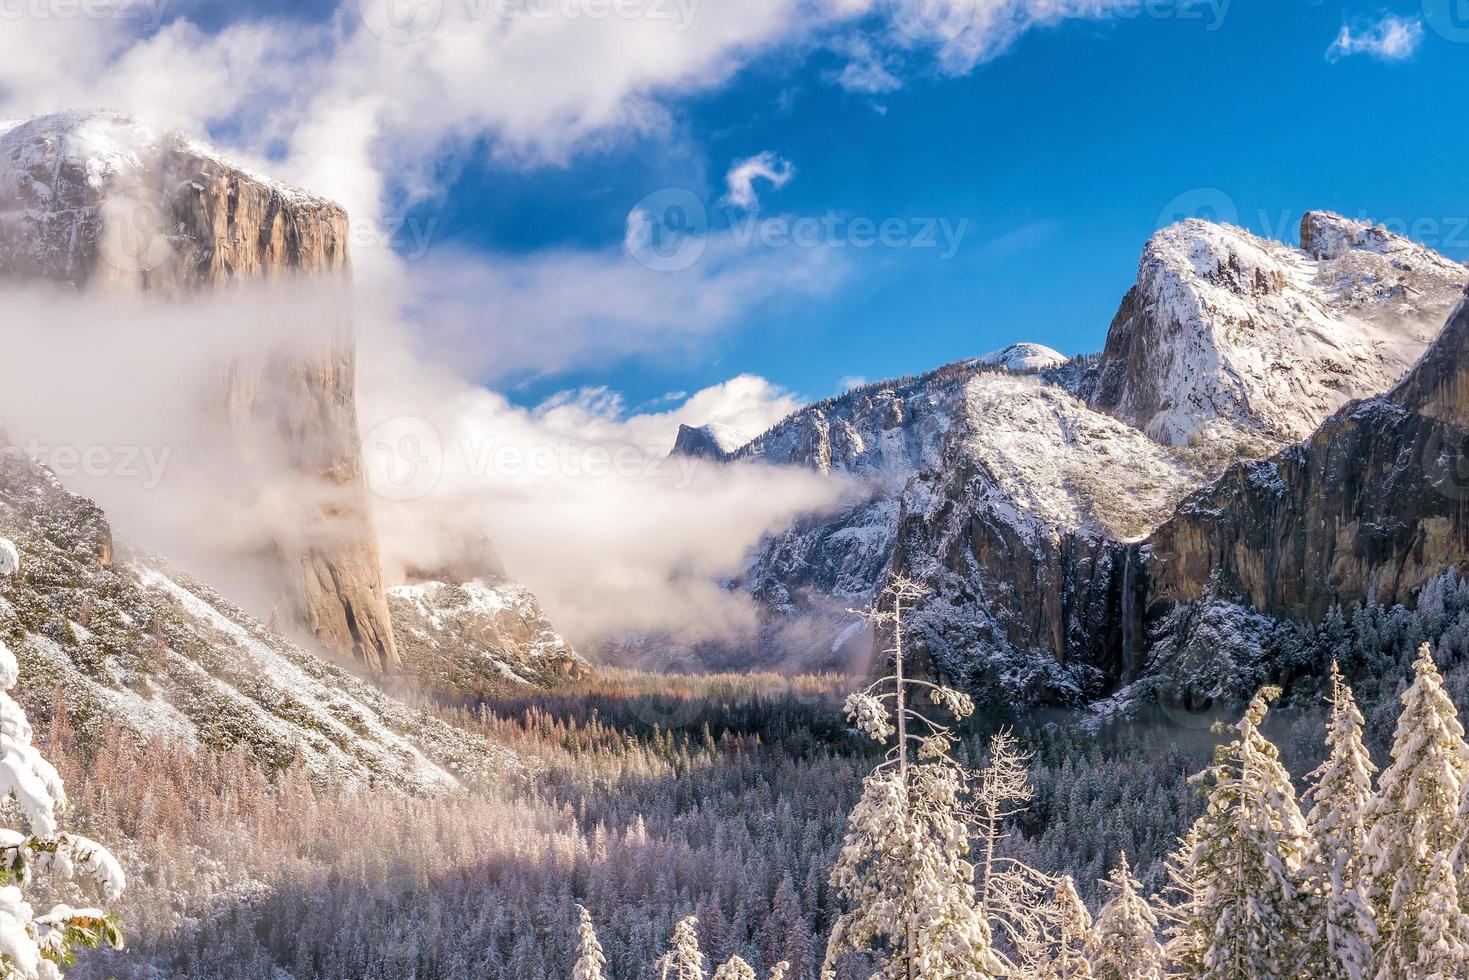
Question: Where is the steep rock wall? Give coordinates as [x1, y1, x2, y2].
[0, 112, 399, 671]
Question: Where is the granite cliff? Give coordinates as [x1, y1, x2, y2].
[0, 111, 398, 670]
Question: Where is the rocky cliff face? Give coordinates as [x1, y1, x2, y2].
[1141, 291, 1469, 631]
[715, 213, 1466, 703]
[0, 111, 400, 672]
[1078, 215, 1463, 451]
[671, 422, 748, 461]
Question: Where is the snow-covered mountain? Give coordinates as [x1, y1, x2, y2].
[700, 213, 1467, 700]
[1078, 214, 1464, 452]
[0, 449, 512, 790]
[0, 110, 402, 671]
[978, 342, 1069, 372]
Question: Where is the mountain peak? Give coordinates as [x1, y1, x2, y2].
[670, 422, 748, 460]
[1083, 214, 1465, 448]
[0, 110, 327, 207]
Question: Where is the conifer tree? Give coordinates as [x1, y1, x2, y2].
[1301, 662, 1376, 979]
[660, 916, 708, 980]
[768, 962, 791, 980]
[1362, 643, 1469, 979]
[1161, 689, 1313, 979]
[711, 955, 756, 980]
[1087, 854, 1163, 980]
[1032, 875, 1094, 978]
[821, 576, 1005, 980]
[573, 904, 607, 980]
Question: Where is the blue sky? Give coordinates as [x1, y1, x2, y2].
[406, 1, 1469, 410]
[5, 0, 1465, 421]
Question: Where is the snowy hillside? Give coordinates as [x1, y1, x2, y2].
[0, 449, 513, 791]
[1078, 213, 1465, 450]
[389, 577, 588, 700]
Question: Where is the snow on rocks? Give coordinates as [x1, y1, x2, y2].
[954, 373, 1201, 543]
[1081, 215, 1466, 449]
[0, 537, 17, 577]
[670, 422, 749, 460]
[977, 342, 1069, 372]
[388, 577, 588, 697]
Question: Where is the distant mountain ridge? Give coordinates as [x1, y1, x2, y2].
[664, 213, 1469, 704]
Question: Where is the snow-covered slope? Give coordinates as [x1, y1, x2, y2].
[389, 577, 588, 699]
[0, 449, 512, 792]
[1078, 213, 1465, 450]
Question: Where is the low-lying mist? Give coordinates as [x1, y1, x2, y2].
[0, 273, 853, 655]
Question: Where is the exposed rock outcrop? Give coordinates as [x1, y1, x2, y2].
[0, 111, 399, 671]
[389, 576, 589, 701]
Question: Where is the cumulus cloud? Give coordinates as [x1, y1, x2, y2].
[720, 152, 798, 211]
[1326, 14, 1424, 63]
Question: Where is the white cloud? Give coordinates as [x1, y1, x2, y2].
[720, 151, 798, 210]
[830, 37, 903, 94]
[1326, 14, 1425, 63]
[354, 318, 848, 644]
[400, 233, 846, 380]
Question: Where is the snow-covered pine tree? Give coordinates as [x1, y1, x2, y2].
[1161, 688, 1313, 979]
[660, 916, 708, 980]
[0, 631, 124, 980]
[821, 576, 1005, 980]
[1362, 643, 1469, 979]
[767, 962, 791, 980]
[1160, 826, 1206, 976]
[1301, 662, 1376, 980]
[573, 904, 607, 980]
[711, 955, 756, 980]
[1086, 854, 1163, 980]
[1414, 853, 1469, 979]
[1031, 875, 1094, 978]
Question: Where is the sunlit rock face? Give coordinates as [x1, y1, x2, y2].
[0, 111, 399, 671]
